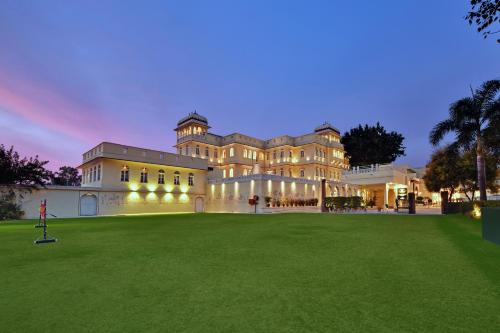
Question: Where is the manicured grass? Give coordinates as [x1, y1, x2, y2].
[1, 213, 500, 332]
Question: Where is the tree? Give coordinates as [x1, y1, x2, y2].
[465, 0, 500, 43]
[456, 150, 498, 201]
[430, 79, 500, 201]
[0, 145, 51, 190]
[50, 166, 81, 186]
[341, 122, 405, 166]
[0, 145, 51, 220]
[423, 146, 461, 201]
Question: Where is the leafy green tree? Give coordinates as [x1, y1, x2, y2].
[0, 145, 51, 220]
[423, 147, 461, 201]
[341, 122, 405, 166]
[457, 150, 498, 201]
[430, 80, 500, 201]
[0, 145, 51, 189]
[50, 166, 81, 186]
[465, 0, 500, 42]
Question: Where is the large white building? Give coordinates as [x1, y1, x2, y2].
[15, 113, 422, 218]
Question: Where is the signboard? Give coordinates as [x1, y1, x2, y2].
[397, 188, 408, 200]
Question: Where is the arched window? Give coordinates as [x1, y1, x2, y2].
[140, 168, 148, 183]
[222, 150, 226, 158]
[195, 145, 200, 155]
[222, 169, 226, 178]
[243, 149, 247, 158]
[229, 168, 234, 177]
[288, 151, 292, 158]
[280, 150, 284, 158]
[158, 170, 165, 184]
[120, 166, 129, 182]
[252, 151, 257, 160]
[229, 147, 234, 157]
[188, 173, 194, 186]
[173, 171, 180, 185]
[300, 150, 304, 158]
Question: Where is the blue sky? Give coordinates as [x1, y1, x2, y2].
[0, 0, 499, 168]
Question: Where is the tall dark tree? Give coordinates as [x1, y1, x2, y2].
[50, 166, 81, 186]
[0, 145, 51, 189]
[465, 0, 500, 42]
[430, 80, 500, 201]
[341, 122, 405, 166]
[423, 146, 461, 201]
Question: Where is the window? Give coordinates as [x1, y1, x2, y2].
[300, 169, 305, 177]
[205, 147, 209, 157]
[196, 145, 200, 155]
[229, 168, 234, 177]
[288, 170, 292, 177]
[273, 151, 277, 159]
[280, 150, 284, 158]
[289, 151, 292, 158]
[243, 149, 247, 158]
[223, 169, 227, 178]
[252, 151, 257, 160]
[243, 169, 248, 176]
[158, 170, 165, 184]
[140, 168, 148, 183]
[188, 173, 194, 186]
[222, 150, 226, 158]
[229, 147, 234, 157]
[316, 167, 319, 177]
[120, 166, 129, 182]
[280, 168, 284, 176]
[186, 146, 190, 155]
[300, 150, 304, 158]
[82, 170, 85, 184]
[174, 171, 180, 185]
[92, 166, 96, 182]
[97, 165, 101, 181]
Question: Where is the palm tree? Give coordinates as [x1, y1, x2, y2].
[430, 79, 500, 201]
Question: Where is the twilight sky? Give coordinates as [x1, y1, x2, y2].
[0, 0, 499, 170]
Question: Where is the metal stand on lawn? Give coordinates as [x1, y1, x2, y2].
[34, 199, 57, 244]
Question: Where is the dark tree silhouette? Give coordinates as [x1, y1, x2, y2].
[50, 166, 81, 186]
[430, 79, 500, 201]
[341, 123, 405, 166]
[465, 0, 500, 42]
[0, 145, 51, 189]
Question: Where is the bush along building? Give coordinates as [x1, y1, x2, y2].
[15, 112, 421, 218]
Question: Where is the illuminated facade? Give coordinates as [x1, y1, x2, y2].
[174, 112, 349, 181]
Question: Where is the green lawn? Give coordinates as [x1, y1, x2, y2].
[1, 213, 500, 332]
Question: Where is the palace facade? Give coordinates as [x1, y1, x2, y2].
[174, 112, 349, 181]
[15, 112, 424, 219]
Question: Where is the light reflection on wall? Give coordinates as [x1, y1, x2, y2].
[179, 193, 189, 202]
[164, 193, 174, 202]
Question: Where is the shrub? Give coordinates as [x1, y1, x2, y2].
[0, 192, 24, 220]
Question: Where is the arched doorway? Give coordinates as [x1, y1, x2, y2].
[195, 197, 204, 212]
[80, 194, 97, 216]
